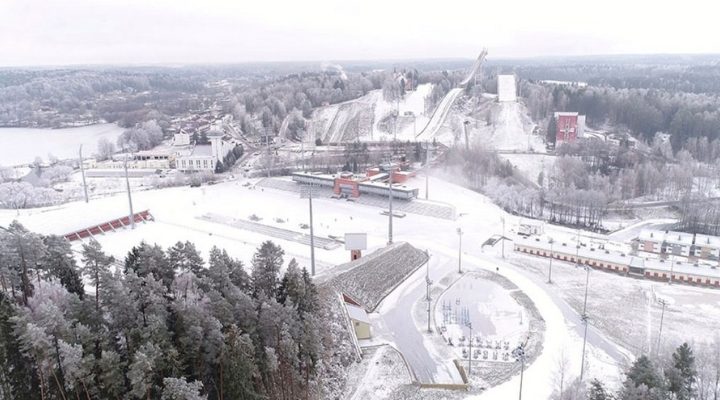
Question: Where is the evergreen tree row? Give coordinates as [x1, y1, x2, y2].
[0, 222, 351, 400]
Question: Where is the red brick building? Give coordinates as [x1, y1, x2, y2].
[555, 112, 586, 143]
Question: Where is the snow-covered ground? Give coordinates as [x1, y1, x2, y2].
[372, 83, 433, 141]
[0, 123, 125, 167]
[500, 153, 555, 183]
[5, 172, 714, 399]
[489, 102, 543, 153]
[306, 84, 434, 144]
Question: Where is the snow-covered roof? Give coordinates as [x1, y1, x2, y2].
[554, 112, 579, 117]
[664, 231, 693, 246]
[694, 234, 720, 249]
[638, 229, 663, 242]
[514, 236, 720, 279]
[345, 303, 370, 324]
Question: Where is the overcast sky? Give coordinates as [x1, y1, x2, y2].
[2, 0, 719, 67]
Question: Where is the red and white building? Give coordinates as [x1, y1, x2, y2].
[555, 112, 586, 143]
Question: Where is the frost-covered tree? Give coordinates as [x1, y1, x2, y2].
[251, 241, 284, 299]
[42, 235, 84, 299]
[97, 137, 116, 161]
[161, 377, 206, 400]
[80, 239, 114, 312]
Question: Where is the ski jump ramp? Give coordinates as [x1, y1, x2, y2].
[416, 49, 487, 140]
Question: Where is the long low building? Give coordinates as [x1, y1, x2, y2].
[514, 236, 720, 287]
[291, 172, 419, 200]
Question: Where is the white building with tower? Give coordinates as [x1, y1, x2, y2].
[498, 75, 518, 102]
[174, 130, 236, 172]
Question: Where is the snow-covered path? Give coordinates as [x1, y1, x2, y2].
[373, 251, 463, 384]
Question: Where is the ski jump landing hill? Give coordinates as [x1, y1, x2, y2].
[416, 49, 487, 140]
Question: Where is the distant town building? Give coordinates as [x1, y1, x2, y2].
[497, 75, 517, 102]
[173, 131, 191, 146]
[554, 112, 586, 143]
[175, 131, 235, 172]
[637, 229, 720, 261]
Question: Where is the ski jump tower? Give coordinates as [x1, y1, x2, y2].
[459, 48, 488, 88]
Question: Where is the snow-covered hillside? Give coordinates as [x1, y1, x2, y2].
[306, 84, 433, 144]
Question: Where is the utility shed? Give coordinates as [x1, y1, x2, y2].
[345, 302, 371, 340]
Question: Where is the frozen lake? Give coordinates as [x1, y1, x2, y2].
[0, 123, 125, 167]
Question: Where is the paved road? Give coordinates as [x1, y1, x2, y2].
[375, 252, 463, 384]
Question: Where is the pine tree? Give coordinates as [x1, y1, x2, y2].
[625, 355, 661, 390]
[3, 221, 46, 305]
[251, 241, 284, 299]
[0, 292, 38, 400]
[547, 115, 557, 145]
[126, 242, 174, 289]
[588, 378, 610, 400]
[221, 325, 261, 400]
[80, 239, 114, 312]
[168, 241, 204, 276]
[161, 377, 206, 400]
[42, 235, 84, 299]
[667, 342, 696, 400]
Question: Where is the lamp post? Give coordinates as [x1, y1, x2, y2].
[466, 321, 473, 376]
[655, 298, 667, 356]
[579, 265, 591, 381]
[425, 250, 432, 333]
[78, 145, 89, 203]
[388, 171, 394, 245]
[513, 344, 526, 400]
[425, 142, 431, 200]
[575, 228, 581, 268]
[457, 227, 463, 274]
[123, 154, 135, 230]
[501, 217, 506, 259]
[669, 253, 676, 284]
[548, 237, 554, 284]
[300, 184, 316, 276]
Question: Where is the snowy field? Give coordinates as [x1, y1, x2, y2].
[2, 172, 702, 399]
[0, 123, 124, 166]
[510, 250, 720, 357]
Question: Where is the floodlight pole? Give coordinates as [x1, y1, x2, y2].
[388, 173, 394, 245]
[457, 227, 463, 274]
[309, 184, 316, 276]
[548, 238, 554, 284]
[123, 154, 135, 230]
[425, 250, 432, 333]
[655, 298, 667, 356]
[579, 266, 591, 381]
[425, 142, 431, 200]
[266, 127, 271, 178]
[78, 145, 89, 203]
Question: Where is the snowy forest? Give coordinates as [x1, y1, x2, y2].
[559, 342, 720, 400]
[0, 222, 355, 400]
